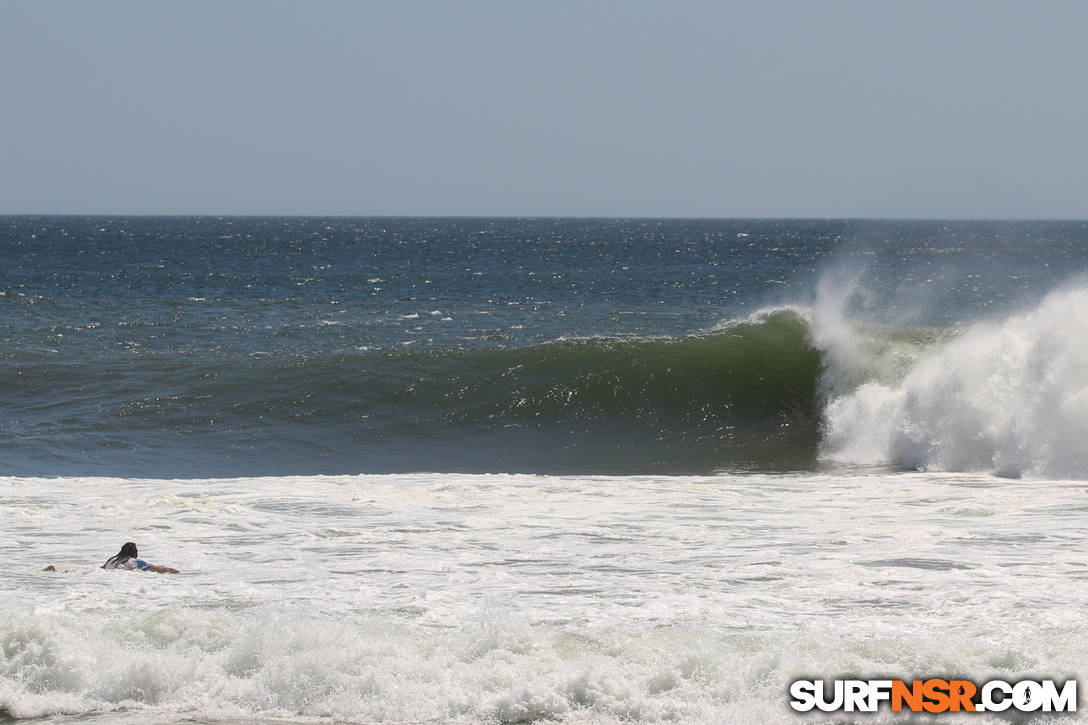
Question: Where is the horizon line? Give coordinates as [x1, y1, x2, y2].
[4, 213, 1088, 223]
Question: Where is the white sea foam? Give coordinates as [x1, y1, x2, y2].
[4, 472, 1088, 723]
[821, 283, 1088, 478]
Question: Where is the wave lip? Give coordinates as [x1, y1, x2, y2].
[15, 280, 1088, 479]
[821, 285, 1088, 479]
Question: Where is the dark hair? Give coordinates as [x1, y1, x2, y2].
[104, 542, 138, 569]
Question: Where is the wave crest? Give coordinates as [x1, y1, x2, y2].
[821, 285, 1088, 478]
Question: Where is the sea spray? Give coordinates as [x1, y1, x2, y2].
[808, 266, 866, 399]
[4, 217, 1087, 477]
[821, 283, 1088, 478]
[7, 217, 1088, 725]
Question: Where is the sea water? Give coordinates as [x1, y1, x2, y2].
[3, 217, 1088, 723]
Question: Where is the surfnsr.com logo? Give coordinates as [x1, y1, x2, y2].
[789, 679, 1077, 714]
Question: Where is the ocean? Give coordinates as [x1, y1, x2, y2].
[3, 216, 1088, 723]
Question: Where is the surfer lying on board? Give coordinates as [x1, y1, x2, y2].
[42, 541, 180, 573]
[101, 542, 179, 573]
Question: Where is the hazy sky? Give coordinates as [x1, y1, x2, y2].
[3, 1, 1086, 218]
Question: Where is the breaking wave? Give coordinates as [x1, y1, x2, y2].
[7, 281, 1088, 479]
[820, 283, 1088, 479]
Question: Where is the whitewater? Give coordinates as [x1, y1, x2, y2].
[822, 283, 1088, 479]
[5, 217, 1088, 723]
[8, 287, 1088, 723]
[6, 470, 1088, 724]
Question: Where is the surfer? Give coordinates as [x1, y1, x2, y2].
[44, 542, 180, 573]
[101, 542, 180, 573]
